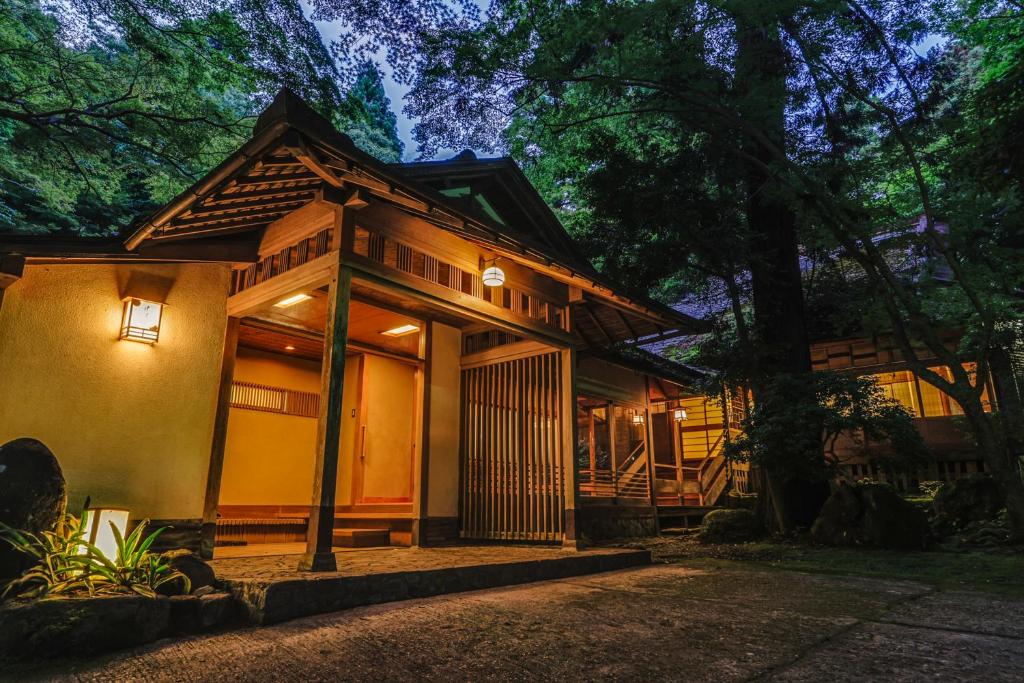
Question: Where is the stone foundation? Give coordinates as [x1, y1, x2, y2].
[579, 504, 659, 540]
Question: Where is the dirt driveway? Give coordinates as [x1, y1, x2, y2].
[10, 562, 1023, 682]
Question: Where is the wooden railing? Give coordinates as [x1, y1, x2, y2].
[579, 467, 650, 500]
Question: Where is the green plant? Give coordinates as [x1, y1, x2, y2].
[87, 521, 189, 597]
[0, 514, 97, 599]
[0, 516, 188, 600]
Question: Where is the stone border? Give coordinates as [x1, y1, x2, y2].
[225, 548, 652, 624]
[0, 592, 237, 664]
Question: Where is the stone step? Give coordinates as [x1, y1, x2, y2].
[332, 528, 390, 548]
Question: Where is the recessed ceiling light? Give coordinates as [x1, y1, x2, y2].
[285, 345, 296, 351]
[381, 324, 419, 337]
[274, 293, 311, 308]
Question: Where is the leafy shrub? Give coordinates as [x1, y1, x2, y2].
[917, 481, 945, 499]
[0, 516, 188, 600]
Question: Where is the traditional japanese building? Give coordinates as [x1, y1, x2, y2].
[0, 90, 736, 569]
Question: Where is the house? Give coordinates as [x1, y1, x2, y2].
[0, 90, 731, 570]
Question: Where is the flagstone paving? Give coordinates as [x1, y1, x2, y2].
[10, 562, 1023, 681]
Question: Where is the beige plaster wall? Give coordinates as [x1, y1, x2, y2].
[426, 322, 462, 518]
[0, 262, 230, 520]
[218, 348, 321, 506]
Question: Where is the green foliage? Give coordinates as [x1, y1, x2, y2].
[0, 515, 96, 599]
[725, 372, 930, 482]
[0, 515, 186, 600]
[0, 0, 407, 234]
[84, 520, 188, 598]
[338, 61, 404, 162]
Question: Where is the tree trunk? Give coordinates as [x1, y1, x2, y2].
[735, 13, 827, 532]
[964, 352, 1024, 540]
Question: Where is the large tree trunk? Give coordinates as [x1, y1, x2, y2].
[735, 13, 828, 532]
[971, 349, 1024, 539]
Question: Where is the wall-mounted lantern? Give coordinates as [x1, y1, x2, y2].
[673, 408, 688, 422]
[632, 413, 645, 425]
[120, 297, 164, 343]
[481, 258, 505, 287]
[81, 507, 130, 562]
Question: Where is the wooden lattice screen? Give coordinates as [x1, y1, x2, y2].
[459, 351, 566, 542]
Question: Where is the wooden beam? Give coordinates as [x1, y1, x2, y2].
[151, 220, 273, 242]
[413, 322, 433, 545]
[185, 196, 308, 217]
[199, 316, 240, 559]
[226, 250, 336, 317]
[615, 308, 640, 340]
[346, 251, 575, 347]
[580, 304, 615, 346]
[300, 207, 355, 572]
[169, 206, 292, 229]
[200, 187, 318, 205]
[284, 131, 344, 189]
[232, 172, 320, 187]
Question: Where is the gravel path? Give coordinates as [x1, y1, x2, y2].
[9, 563, 1023, 682]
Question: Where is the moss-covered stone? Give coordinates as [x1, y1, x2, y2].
[812, 482, 929, 550]
[698, 509, 762, 544]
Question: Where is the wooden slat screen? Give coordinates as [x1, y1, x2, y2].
[354, 225, 568, 333]
[460, 351, 565, 542]
[230, 226, 333, 295]
[230, 380, 320, 418]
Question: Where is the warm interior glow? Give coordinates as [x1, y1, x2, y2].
[274, 293, 312, 308]
[120, 298, 163, 343]
[381, 323, 419, 337]
[284, 345, 296, 351]
[632, 413, 645, 425]
[81, 508, 130, 562]
[482, 265, 505, 287]
[673, 408, 688, 421]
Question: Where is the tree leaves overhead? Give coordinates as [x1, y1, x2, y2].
[0, 0, 405, 234]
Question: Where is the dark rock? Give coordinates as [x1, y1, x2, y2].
[933, 474, 1005, 529]
[0, 438, 67, 583]
[812, 482, 929, 550]
[698, 509, 762, 544]
[726, 491, 758, 510]
[167, 592, 236, 634]
[157, 549, 217, 596]
[0, 595, 170, 663]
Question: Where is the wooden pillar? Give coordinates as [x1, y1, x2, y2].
[643, 378, 659, 521]
[0, 254, 26, 315]
[300, 207, 355, 572]
[199, 316, 241, 559]
[560, 346, 582, 548]
[412, 321, 433, 546]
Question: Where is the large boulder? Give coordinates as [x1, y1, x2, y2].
[157, 549, 217, 596]
[698, 509, 762, 544]
[811, 481, 929, 550]
[0, 438, 67, 583]
[933, 474, 1004, 529]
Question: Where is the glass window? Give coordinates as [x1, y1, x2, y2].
[874, 371, 919, 416]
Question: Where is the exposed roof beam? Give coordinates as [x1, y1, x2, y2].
[170, 206, 293, 229]
[199, 187, 318, 205]
[580, 304, 616, 345]
[283, 131, 343, 188]
[232, 172, 320, 187]
[185, 196, 308, 217]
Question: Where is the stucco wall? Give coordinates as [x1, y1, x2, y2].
[219, 348, 320, 506]
[0, 262, 230, 521]
[426, 322, 462, 518]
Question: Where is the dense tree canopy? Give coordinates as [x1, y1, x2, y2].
[0, 0, 404, 235]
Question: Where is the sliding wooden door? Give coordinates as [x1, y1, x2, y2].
[460, 351, 565, 541]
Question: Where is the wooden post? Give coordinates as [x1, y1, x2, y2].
[643, 378, 659, 523]
[412, 321, 433, 545]
[560, 346, 581, 548]
[300, 207, 355, 572]
[199, 316, 240, 559]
